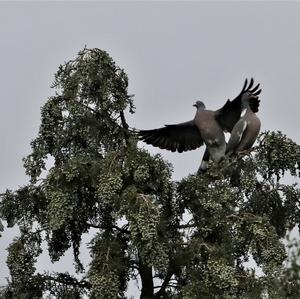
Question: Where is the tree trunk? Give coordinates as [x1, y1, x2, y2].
[139, 254, 154, 299]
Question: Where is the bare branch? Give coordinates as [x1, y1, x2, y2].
[86, 222, 129, 234]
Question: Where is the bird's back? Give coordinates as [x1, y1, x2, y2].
[194, 110, 225, 146]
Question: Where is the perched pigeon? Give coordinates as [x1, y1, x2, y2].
[226, 91, 261, 156]
[138, 79, 261, 172]
[224, 89, 261, 186]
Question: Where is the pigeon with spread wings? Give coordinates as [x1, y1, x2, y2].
[139, 101, 226, 164]
[138, 78, 261, 172]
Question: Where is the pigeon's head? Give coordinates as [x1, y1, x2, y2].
[193, 101, 206, 110]
[241, 91, 259, 109]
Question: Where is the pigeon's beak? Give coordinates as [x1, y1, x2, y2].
[193, 103, 197, 107]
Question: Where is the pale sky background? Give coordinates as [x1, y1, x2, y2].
[0, 1, 300, 297]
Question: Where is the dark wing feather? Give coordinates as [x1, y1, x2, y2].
[139, 120, 203, 153]
[215, 78, 261, 132]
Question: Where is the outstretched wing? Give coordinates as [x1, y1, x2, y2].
[138, 120, 203, 153]
[215, 78, 261, 132]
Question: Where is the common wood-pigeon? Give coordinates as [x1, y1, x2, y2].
[198, 78, 261, 172]
[224, 87, 261, 186]
[138, 78, 261, 171]
[139, 101, 226, 164]
[226, 89, 261, 156]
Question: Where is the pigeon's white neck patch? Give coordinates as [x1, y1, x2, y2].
[241, 108, 247, 117]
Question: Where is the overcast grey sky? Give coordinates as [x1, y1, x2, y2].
[1, 1, 300, 296]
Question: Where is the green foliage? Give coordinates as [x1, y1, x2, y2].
[123, 191, 169, 271]
[257, 131, 300, 179]
[1, 48, 300, 298]
[23, 47, 134, 184]
[5, 232, 43, 298]
[88, 233, 129, 299]
[0, 186, 47, 228]
[278, 237, 300, 298]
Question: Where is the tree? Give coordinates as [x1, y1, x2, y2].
[1, 47, 300, 298]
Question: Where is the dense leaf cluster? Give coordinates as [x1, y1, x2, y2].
[1, 48, 300, 298]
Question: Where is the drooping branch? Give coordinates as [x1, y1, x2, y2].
[120, 111, 130, 144]
[86, 222, 129, 234]
[41, 273, 91, 289]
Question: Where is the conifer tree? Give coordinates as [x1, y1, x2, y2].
[1, 48, 300, 298]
